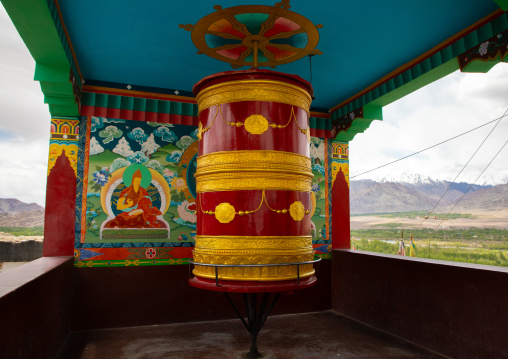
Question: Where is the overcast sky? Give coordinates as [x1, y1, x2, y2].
[350, 64, 508, 184]
[1, 5, 507, 207]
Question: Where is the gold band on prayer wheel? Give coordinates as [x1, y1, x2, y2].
[195, 235, 312, 250]
[195, 150, 313, 193]
[195, 79, 312, 114]
[192, 235, 314, 281]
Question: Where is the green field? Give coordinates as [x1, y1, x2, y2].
[351, 227, 508, 267]
[352, 211, 477, 219]
[0, 226, 44, 236]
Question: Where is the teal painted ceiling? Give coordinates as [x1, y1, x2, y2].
[58, 0, 499, 110]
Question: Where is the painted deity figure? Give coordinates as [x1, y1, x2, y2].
[105, 169, 162, 228]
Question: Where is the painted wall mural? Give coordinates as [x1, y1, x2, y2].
[75, 116, 199, 267]
[74, 116, 329, 267]
[310, 137, 331, 259]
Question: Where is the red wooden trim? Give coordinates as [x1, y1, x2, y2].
[53, 0, 83, 80]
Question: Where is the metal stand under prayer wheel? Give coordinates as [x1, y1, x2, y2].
[184, 2, 323, 358]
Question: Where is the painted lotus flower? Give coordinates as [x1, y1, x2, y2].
[177, 200, 197, 223]
[92, 168, 109, 186]
[145, 248, 156, 259]
[479, 41, 489, 55]
[171, 177, 188, 191]
[164, 168, 177, 178]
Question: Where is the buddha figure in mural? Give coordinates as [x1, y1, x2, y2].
[105, 169, 162, 228]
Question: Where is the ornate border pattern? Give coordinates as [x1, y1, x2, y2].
[196, 171, 312, 192]
[195, 235, 312, 250]
[459, 29, 508, 71]
[195, 80, 312, 114]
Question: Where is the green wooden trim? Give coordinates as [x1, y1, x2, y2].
[82, 91, 333, 132]
[332, 12, 508, 119]
[331, 11, 508, 142]
[462, 56, 508, 72]
[460, 28, 508, 73]
[334, 104, 381, 142]
[45, 0, 81, 85]
[1, 0, 79, 117]
[81, 92, 199, 116]
[494, 0, 508, 11]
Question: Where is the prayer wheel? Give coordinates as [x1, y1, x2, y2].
[192, 69, 314, 282]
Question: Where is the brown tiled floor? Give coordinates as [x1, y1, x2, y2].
[56, 311, 446, 359]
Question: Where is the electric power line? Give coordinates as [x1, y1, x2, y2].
[350, 113, 508, 179]
[417, 107, 507, 229]
[434, 138, 508, 230]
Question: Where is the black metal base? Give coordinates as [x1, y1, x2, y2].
[224, 292, 280, 359]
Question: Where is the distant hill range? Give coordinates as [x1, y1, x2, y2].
[0, 199, 44, 227]
[351, 177, 507, 215]
[0, 198, 43, 214]
[1, 177, 507, 226]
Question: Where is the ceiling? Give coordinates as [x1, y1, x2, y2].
[57, 0, 499, 111]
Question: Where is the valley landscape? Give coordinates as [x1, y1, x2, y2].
[349, 178, 508, 266]
[1, 176, 507, 266]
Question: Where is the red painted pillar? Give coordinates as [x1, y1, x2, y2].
[331, 141, 350, 249]
[43, 119, 79, 256]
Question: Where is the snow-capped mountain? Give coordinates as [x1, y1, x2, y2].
[350, 176, 499, 215]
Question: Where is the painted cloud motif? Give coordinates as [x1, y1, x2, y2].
[127, 127, 148, 145]
[90, 117, 105, 132]
[154, 126, 178, 142]
[166, 150, 182, 163]
[99, 125, 123, 144]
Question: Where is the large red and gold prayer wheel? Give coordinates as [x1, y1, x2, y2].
[192, 69, 314, 282]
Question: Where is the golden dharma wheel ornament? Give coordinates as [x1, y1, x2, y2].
[190, 2, 317, 285]
[244, 114, 269, 135]
[289, 201, 305, 221]
[215, 202, 236, 223]
[183, 3, 322, 68]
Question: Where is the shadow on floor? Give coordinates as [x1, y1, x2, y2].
[56, 311, 446, 359]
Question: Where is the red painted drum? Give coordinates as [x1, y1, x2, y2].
[192, 69, 315, 282]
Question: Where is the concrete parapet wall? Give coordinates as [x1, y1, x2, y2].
[0, 240, 43, 262]
[0, 256, 73, 359]
[332, 249, 508, 359]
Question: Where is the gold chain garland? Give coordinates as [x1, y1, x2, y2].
[197, 105, 310, 142]
[197, 105, 219, 140]
[198, 190, 311, 223]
